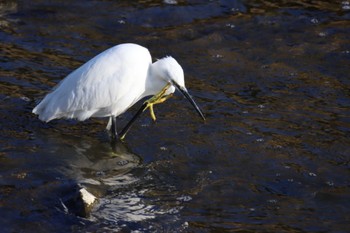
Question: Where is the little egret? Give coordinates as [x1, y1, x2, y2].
[32, 43, 205, 139]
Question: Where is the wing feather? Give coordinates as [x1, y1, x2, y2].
[33, 44, 152, 122]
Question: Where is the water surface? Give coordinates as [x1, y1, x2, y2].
[1, 0, 350, 232]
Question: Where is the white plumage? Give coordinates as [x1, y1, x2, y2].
[33, 43, 204, 138]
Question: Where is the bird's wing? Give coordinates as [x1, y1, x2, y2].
[33, 44, 151, 122]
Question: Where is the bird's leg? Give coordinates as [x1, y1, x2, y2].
[144, 83, 172, 121]
[146, 94, 173, 121]
[110, 116, 118, 139]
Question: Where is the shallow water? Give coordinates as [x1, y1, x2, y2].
[1, 0, 350, 232]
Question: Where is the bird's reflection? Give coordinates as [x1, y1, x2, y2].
[34, 127, 141, 186]
[70, 138, 142, 184]
[110, 140, 132, 154]
[82, 140, 141, 182]
[31, 129, 189, 222]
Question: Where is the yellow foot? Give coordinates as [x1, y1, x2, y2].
[144, 83, 173, 121]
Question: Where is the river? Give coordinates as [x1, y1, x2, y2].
[1, 0, 349, 232]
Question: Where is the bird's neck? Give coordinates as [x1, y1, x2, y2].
[144, 62, 168, 97]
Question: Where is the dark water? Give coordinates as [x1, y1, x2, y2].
[1, 0, 350, 232]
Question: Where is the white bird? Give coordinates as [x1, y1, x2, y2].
[33, 43, 205, 139]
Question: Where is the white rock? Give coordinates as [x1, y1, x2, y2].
[79, 188, 96, 207]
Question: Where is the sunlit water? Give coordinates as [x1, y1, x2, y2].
[1, 1, 350, 232]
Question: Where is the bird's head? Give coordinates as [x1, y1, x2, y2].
[153, 56, 205, 120]
[153, 56, 184, 93]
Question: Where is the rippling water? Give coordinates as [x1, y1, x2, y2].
[1, 0, 350, 232]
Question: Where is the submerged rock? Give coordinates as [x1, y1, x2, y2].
[62, 186, 97, 218]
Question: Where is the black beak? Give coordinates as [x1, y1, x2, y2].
[172, 81, 205, 121]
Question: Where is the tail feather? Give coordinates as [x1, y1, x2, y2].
[32, 101, 50, 122]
